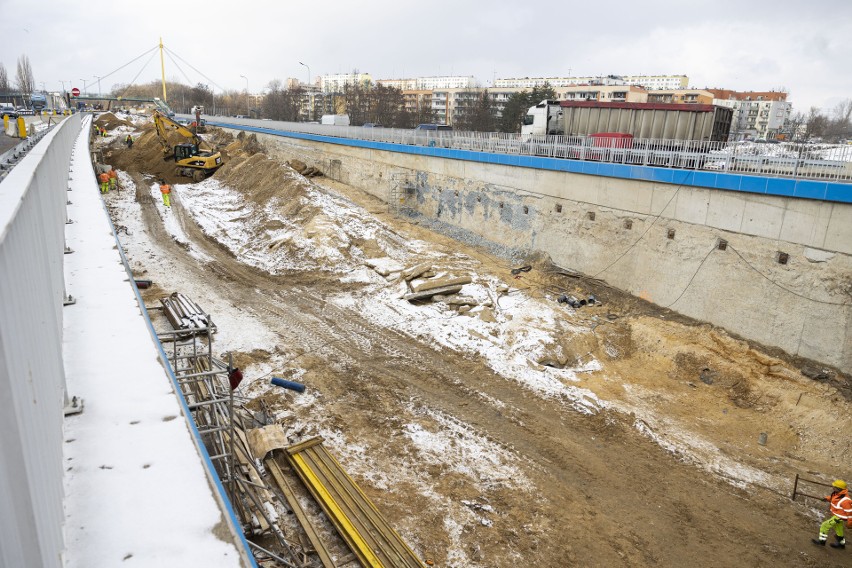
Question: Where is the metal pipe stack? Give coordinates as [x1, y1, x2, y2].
[160, 292, 216, 334]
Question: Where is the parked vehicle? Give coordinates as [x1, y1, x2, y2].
[0, 104, 17, 118]
[521, 100, 733, 142]
[321, 114, 350, 126]
[415, 123, 452, 131]
[30, 93, 47, 111]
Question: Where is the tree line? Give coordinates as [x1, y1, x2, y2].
[104, 78, 560, 132]
[0, 56, 36, 94]
[789, 101, 852, 142]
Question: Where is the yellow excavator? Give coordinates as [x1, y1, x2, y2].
[152, 110, 223, 182]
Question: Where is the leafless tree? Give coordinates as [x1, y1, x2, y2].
[804, 106, 828, 140]
[786, 111, 806, 141]
[15, 55, 34, 94]
[0, 63, 9, 92]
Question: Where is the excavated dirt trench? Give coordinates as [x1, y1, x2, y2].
[100, 114, 851, 568]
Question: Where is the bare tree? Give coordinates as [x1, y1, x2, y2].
[786, 111, 806, 141]
[0, 63, 9, 92]
[15, 55, 34, 94]
[804, 106, 828, 140]
[827, 99, 852, 141]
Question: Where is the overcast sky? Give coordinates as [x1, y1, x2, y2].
[2, 0, 850, 113]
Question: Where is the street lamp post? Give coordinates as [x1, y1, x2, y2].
[298, 61, 311, 87]
[93, 75, 102, 97]
[239, 75, 249, 117]
[80, 78, 88, 94]
[299, 62, 312, 121]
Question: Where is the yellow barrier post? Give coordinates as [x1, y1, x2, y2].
[3, 115, 8, 130]
[16, 116, 27, 139]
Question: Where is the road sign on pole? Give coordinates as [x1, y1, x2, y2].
[71, 88, 80, 97]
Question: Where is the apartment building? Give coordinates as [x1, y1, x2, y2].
[621, 75, 689, 90]
[648, 89, 715, 104]
[378, 76, 478, 91]
[319, 73, 374, 93]
[707, 90, 791, 140]
[494, 74, 688, 90]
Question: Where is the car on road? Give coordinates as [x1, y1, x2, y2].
[0, 105, 17, 118]
[415, 123, 452, 132]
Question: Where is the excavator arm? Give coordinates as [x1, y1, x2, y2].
[151, 110, 223, 180]
[152, 110, 206, 157]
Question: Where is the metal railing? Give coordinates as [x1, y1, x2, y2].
[198, 115, 852, 183]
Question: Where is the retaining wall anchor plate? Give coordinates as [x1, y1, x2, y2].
[64, 396, 84, 416]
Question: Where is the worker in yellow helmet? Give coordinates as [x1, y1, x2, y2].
[813, 480, 851, 549]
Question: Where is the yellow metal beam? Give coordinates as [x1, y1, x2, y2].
[291, 453, 384, 568]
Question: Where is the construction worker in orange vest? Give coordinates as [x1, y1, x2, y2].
[107, 169, 117, 192]
[813, 479, 852, 549]
[98, 171, 110, 194]
[159, 179, 171, 207]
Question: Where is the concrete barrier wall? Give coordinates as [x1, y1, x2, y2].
[241, 130, 851, 370]
[0, 114, 80, 568]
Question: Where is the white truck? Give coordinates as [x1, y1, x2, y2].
[321, 114, 351, 126]
[520, 100, 563, 137]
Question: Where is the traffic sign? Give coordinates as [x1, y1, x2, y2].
[71, 88, 80, 97]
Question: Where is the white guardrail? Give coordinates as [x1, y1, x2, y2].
[198, 116, 852, 183]
[0, 114, 80, 568]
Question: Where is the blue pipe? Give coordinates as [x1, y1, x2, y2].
[270, 377, 306, 393]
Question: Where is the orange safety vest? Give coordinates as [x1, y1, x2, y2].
[108, 169, 117, 179]
[828, 489, 852, 520]
[98, 172, 109, 183]
[159, 184, 171, 195]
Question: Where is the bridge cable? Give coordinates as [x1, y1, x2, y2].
[118, 51, 159, 99]
[163, 47, 228, 93]
[95, 45, 159, 85]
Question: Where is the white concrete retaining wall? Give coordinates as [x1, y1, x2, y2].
[0, 114, 80, 568]
[251, 133, 852, 371]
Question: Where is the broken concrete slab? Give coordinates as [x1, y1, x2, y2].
[401, 262, 432, 281]
[410, 275, 472, 293]
[404, 284, 464, 302]
[446, 296, 479, 306]
[364, 257, 404, 277]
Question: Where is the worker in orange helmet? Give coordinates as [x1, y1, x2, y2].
[158, 179, 171, 208]
[813, 479, 852, 549]
[98, 171, 110, 194]
[107, 169, 117, 192]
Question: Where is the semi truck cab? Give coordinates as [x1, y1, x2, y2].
[521, 100, 563, 137]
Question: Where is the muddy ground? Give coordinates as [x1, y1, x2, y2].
[99, 114, 851, 567]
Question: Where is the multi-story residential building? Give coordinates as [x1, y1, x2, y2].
[378, 76, 478, 91]
[707, 90, 791, 140]
[557, 85, 648, 103]
[319, 72, 373, 93]
[621, 75, 689, 90]
[494, 74, 688, 90]
[648, 89, 715, 104]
